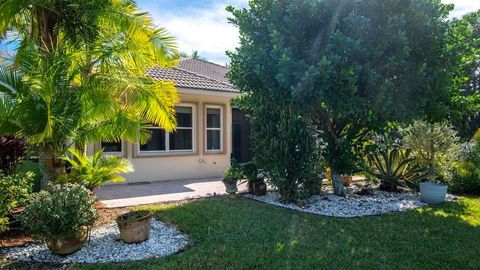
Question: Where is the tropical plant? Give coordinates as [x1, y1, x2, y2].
[241, 162, 259, 183]
[364, 147, 428, 191]
[223, 162, 243, 184]
[0, 135, 26, 174]
[0, 0, 179, 189]
[20, 183, 98, 240]
[227, 0, 455, 196]
[402, 120, 460, 181]
[0, 171, 34, 232]
[57, 148, 133, 190]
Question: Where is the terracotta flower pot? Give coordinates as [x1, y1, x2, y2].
[342, 175, 353, 187]
[116, 210, 152, 244]
[46, 227, 88, 255]
[248, 180, 267, 196]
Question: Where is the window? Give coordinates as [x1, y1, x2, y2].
[101, 141, 122, 154]
[140, 128, 166, 152]
[206, 107, 222, 151]
[139, 105, 194, 154]
[170, 106, 193, 150]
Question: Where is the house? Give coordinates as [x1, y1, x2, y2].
[87, 58, 251, 183]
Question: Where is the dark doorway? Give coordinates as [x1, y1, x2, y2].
[232, 108, 251, 163]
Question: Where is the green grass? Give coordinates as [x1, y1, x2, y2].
[74, 196, 480, 270]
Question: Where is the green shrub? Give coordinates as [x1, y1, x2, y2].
[58, 148, 133, 190]
[450, 162, 480, 195]
[449, 130, 480, 195]
[20, 184, 98, 239]
[251, 108, 320, 202]
[0, 172, 34, 232]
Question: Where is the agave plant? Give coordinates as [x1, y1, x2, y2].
[364, 147, 429, 191]
[58, 148, 133, 190]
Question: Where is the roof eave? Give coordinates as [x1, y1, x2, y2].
[177, 87, 240, 98]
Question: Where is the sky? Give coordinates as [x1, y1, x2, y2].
[1, 0, 479, 64]
[138, 0, 480, 64]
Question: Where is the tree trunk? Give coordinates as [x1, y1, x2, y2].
[39, 143, 65, 190]
[35, 7, 59, 54]
[331, 169, 346, 196]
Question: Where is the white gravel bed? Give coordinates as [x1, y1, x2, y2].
[244, 186, 455, 218]
[1, 219, 189, 264]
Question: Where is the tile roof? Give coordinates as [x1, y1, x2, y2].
[146, 58, 239, 93]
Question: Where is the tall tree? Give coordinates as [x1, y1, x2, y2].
[448, 11, 480, 139]
[228, 0, 454, 195]
[0, 0, 179, 188]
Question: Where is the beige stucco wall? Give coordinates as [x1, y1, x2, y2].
[87, 88, 237, 183]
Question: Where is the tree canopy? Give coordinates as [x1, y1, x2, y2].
[228, 0, 456, 195]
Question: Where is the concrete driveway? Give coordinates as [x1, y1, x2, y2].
[95, 178, 248, 208]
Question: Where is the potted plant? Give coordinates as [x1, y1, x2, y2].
[222, 163, 242, 194]
[20, 184, 98, 255]
[420, 179, 448, 204]
[241, 162, 267, 196]
[116, 210, 152, 243]
[341, 175, 353, 187]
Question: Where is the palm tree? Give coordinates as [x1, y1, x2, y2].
[0, 0, 179, 189]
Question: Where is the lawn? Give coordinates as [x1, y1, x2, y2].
[73, 196, 480, 270]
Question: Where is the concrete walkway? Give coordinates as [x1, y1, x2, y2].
[95, 178, 248, 208]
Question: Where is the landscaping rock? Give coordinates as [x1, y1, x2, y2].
[1, 219, 189, 263]
[244, 186, 455, 218]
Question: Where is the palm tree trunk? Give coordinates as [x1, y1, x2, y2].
[39, 143, 65, 190]
[331, 169, 346, 196]
[34, 7, 59, 54]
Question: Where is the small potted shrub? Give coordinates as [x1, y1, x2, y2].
[20, 184, 98, 255]
[116, 210, 152, 244]
[242, 162, 267, 196]
[222, 163, 242, 194]
[402, 120, 458, 203]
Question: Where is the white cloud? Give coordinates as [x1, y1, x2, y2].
[442, 0, 480, 18]
[150, 3, 244, 64]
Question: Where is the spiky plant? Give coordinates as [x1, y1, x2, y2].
[365, 147, 429, 191]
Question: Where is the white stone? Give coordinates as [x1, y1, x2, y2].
[244, 186, 455, 218]
[1, 219, 189, 263]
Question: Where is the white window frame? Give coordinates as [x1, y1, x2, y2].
[137, 103, 196, 155]
[100, 141, 124, 156]
[205, 105, 223, 153]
